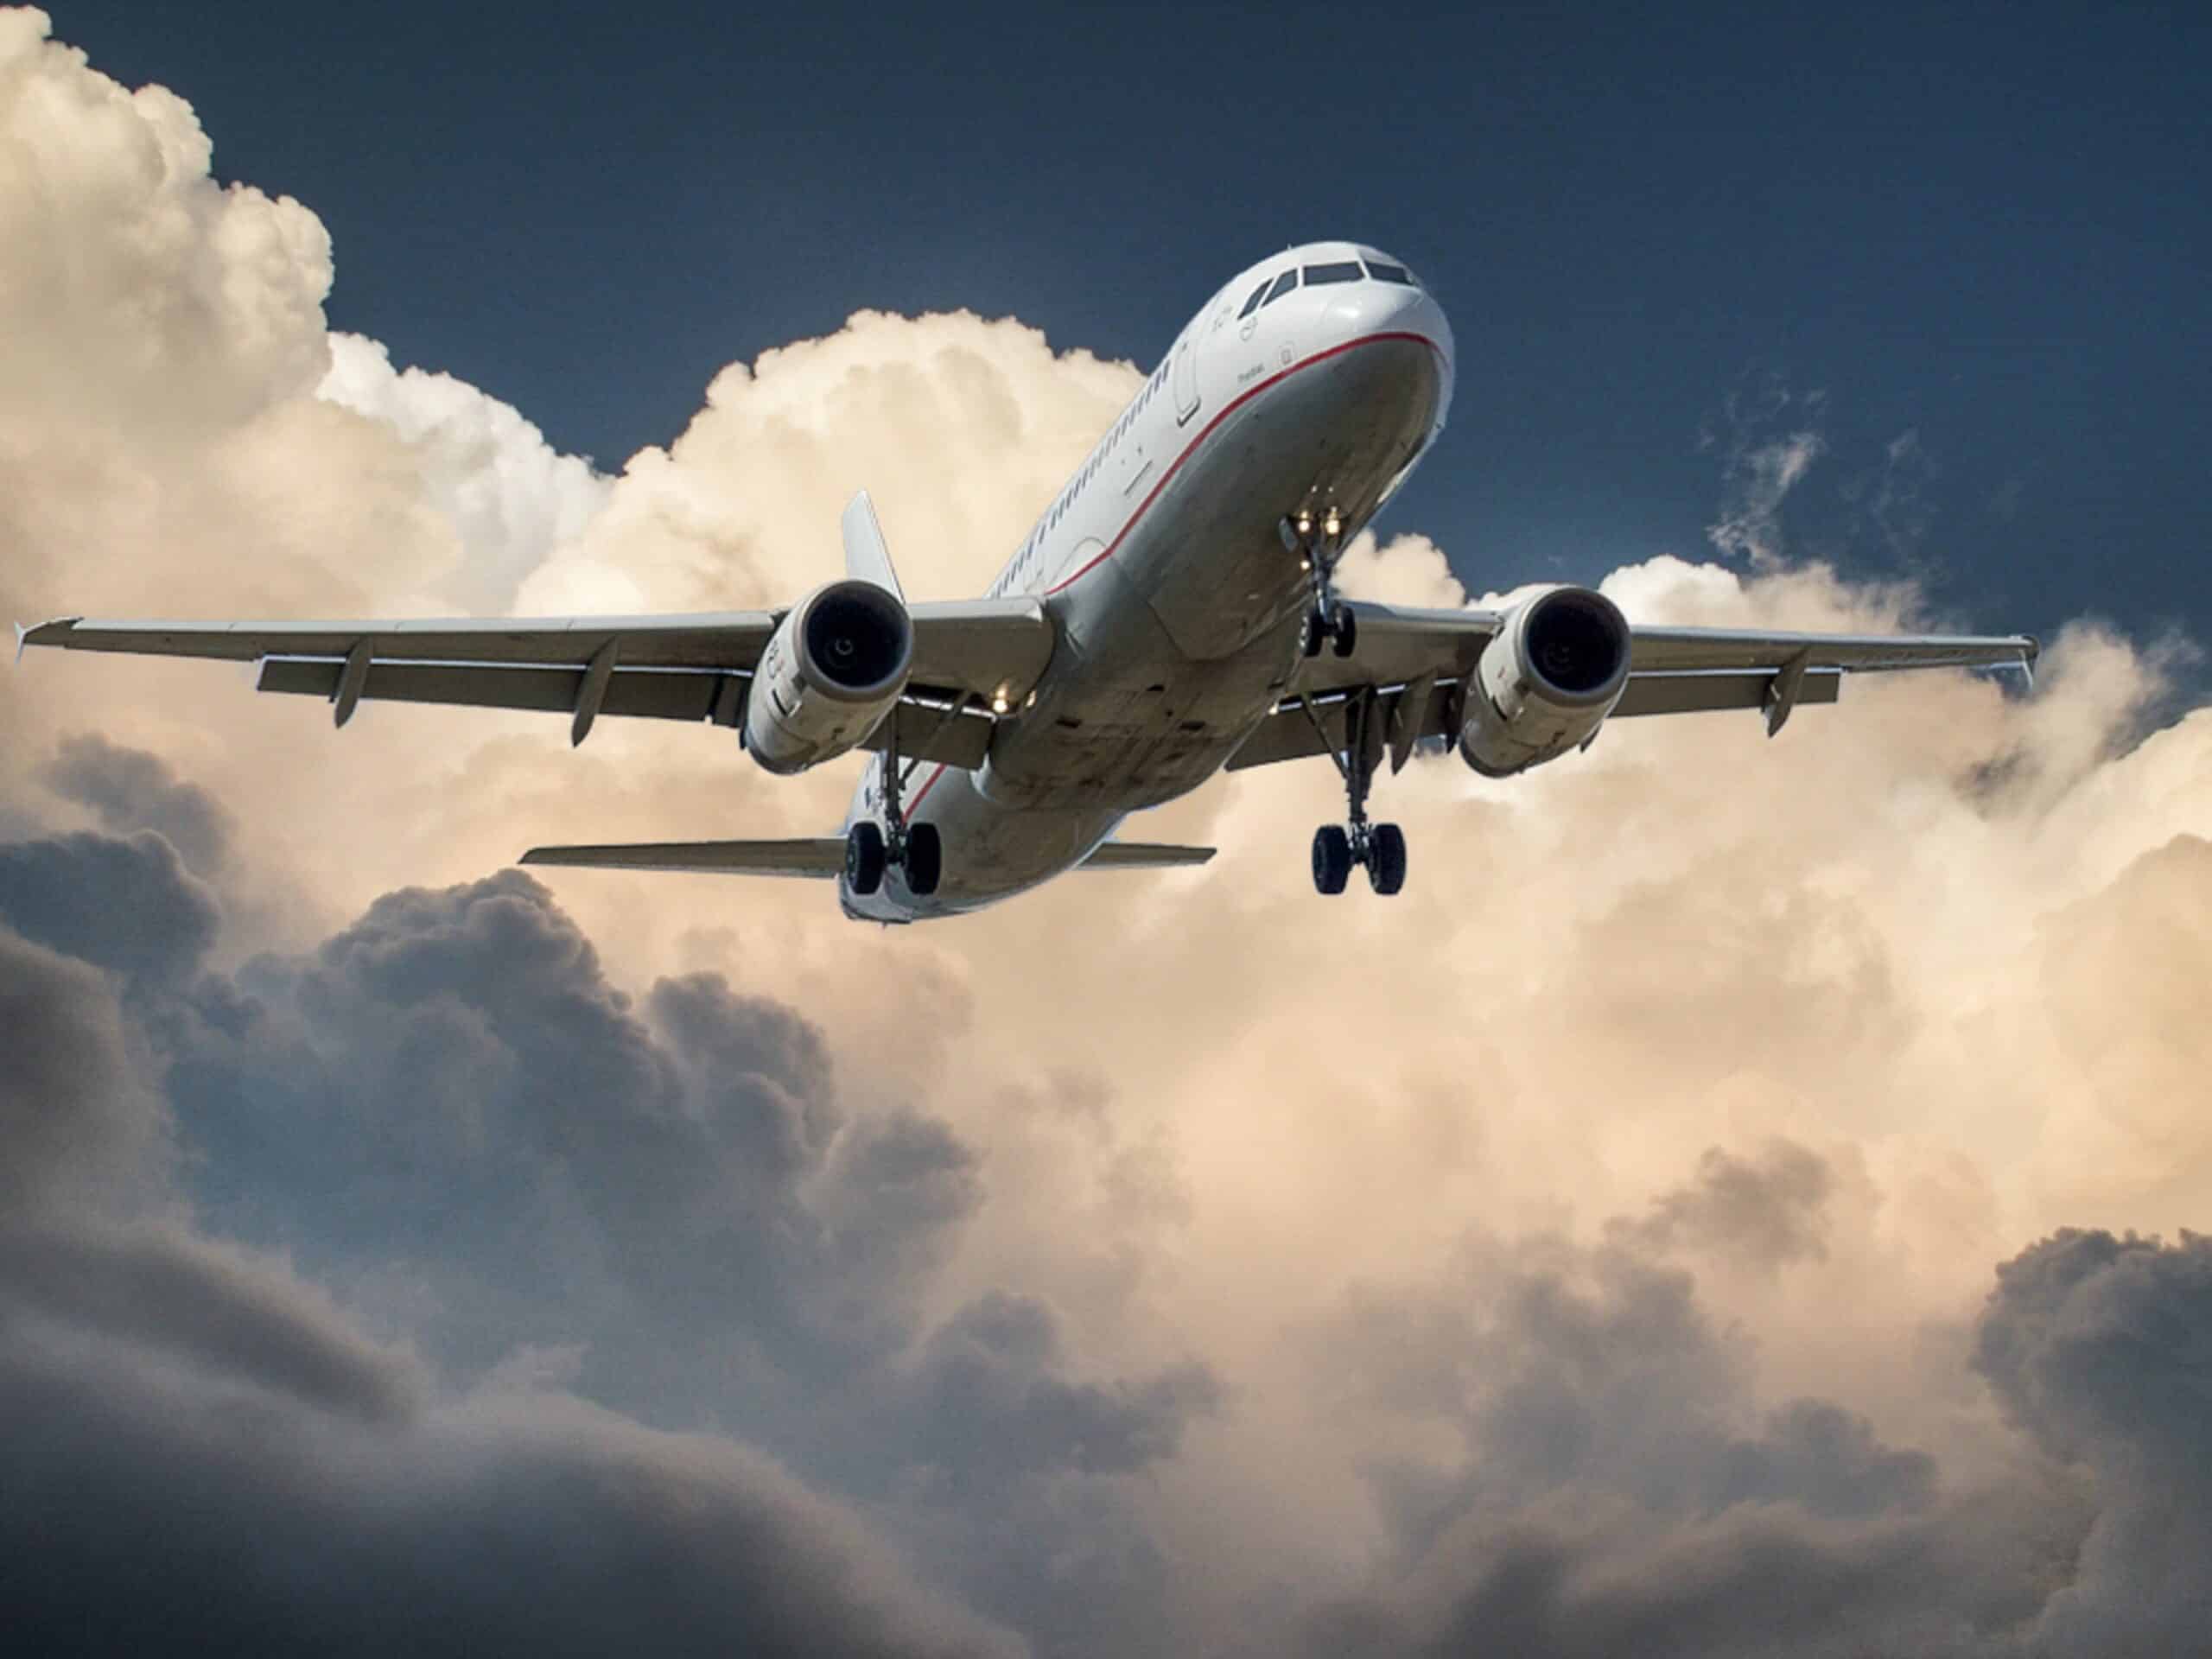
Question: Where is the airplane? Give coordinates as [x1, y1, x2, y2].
[18, 240, 2037, 924]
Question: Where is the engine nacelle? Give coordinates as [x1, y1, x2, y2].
[1459, 585, 1630, 778]
[744, 580, 912, 775]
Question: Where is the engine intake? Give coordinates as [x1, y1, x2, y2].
[744, 581, 912, 774]
[1459, 586, 1630, 778]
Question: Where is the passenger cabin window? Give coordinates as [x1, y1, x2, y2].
[1236, 281, 1269, 319]
[1364, 260, 1416, 286]
[1261, 269, 1298, 307]
[1303, 261, 1363, 285]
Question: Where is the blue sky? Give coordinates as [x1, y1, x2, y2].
[54, 0, 2210, 656]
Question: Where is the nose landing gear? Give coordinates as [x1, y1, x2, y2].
[845, 730, 942, 897]
[1300, 685, 1407, 896]
[1284, 509, 1357, 659]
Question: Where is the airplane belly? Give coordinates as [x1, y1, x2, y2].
[841, 763, 1122, 921]
[974, 556, 1296, 813]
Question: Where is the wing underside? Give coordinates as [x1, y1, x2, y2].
[19, 601, 1058, 772]
[1229, 602, 2036, 772]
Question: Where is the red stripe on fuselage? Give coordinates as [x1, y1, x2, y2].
[1041, 328, 1445, 597]
[903, 327, 1446, 818]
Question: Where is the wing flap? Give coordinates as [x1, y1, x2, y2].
[518, 839, 846, 878]
[253, 658, 995, 767]
[256, 658, 742, 722]
[1612, 667, 1842, 719]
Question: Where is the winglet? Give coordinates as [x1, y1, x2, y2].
[2019, 634, 2040, 691]
[841, 490, 906, 602]
[14, 617, 76, 664]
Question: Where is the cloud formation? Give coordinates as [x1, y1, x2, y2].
[3, 11, 2211, 1656]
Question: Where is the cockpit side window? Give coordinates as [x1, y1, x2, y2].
[1261, 269, 1299, 307]
[1363, 260, 1417, 286]
[1236, 281, 1269, 319]
[1303, 261, 1363, 285]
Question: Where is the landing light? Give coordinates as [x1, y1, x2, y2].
[1324, 509, 1343, 538]
[990, 684, 1013, 715]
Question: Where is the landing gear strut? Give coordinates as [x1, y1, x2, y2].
[1284, 509, 1357, 660]
[845, 728, 941, 897]
[1300, 686, 1407, 897]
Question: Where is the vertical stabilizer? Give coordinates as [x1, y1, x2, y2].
[841, 490, 906, 602]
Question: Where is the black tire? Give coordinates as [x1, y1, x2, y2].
[1302, 610, 1325, 658]
[845, 821, 886, 894]
[903, 822, 943, 896]
[1331, 607, 1358, 658]
[1312, 824, 1352, 895]
[1369, 823, 1408, 895]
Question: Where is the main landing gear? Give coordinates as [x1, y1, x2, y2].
[1284, 509, 1357, 660]
[1303, 685, 1407, 897]
[845, 736, 941, 897]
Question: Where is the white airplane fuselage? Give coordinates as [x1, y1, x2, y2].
[842, 241, 1455, 921]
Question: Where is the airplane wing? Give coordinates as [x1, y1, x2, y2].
[16, 601, 1058, 771]
[1228, 600, 2037, 772]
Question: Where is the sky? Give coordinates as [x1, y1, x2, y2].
[3, 6, 2211, 1656]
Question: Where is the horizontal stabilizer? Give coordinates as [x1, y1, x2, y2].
[1077, 842, 1215, 869]
[518, 837, 1214, 879]
[519, 839, 845, 879]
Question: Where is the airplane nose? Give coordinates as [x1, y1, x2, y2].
[1311, 275, 1453, 435]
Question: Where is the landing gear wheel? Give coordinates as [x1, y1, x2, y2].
[845, 822, 886, 895]
[903, 822, 943, 897]
[1312, 824, 1353, 895]
[1367, 823, 1407, 895]
[1303, 605, 1357, 659]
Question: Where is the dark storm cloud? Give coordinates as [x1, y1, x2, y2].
[42, 732, 234, 873]
[1283, 1224, 2212, 1658]
[1295, 1224, 1987, 1659]
[156, 870, 949, 1389]
[0, 922, 166, 1210]
[0, 1218, 423, 1422]
[1332, 1239, 1932, 1572]
[0, 1305, 1021, 1659]
[897, 1292, 1220, 1484]
[0, 856, 1152, 1658]
[1974, 1228, 2212, 1465]
[0, 828, 218, 985]
[1619, 1140, 1836, 1268]
[1973, 1229, 2212, 1653]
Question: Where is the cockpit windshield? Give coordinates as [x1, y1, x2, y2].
[1240, 258, 1423, 312]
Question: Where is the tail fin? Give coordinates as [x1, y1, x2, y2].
[841, 490, 905, 602]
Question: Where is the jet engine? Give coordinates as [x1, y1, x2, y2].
[744, 581, 912, 774]
[1459, 585, 1630, 778]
